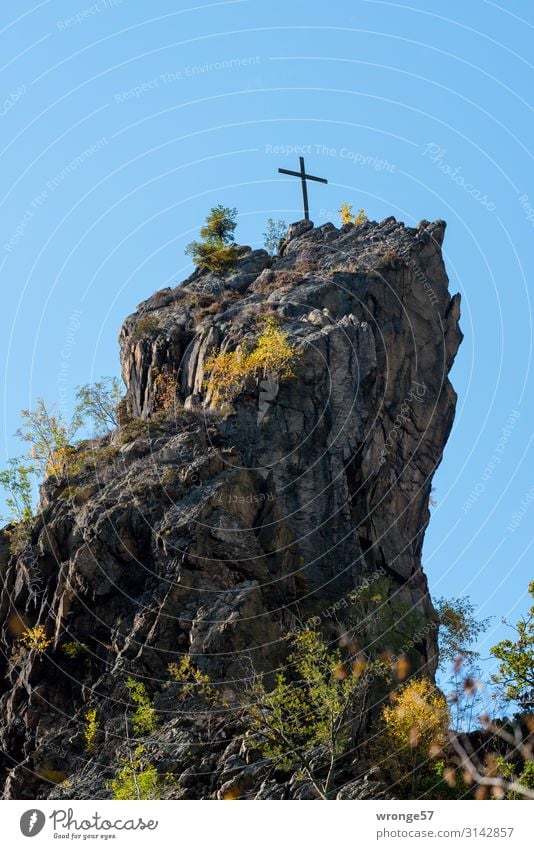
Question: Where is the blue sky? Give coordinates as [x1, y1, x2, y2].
[1, 0, 533, 693]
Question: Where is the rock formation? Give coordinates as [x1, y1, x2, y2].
[0, 216, 462, 799]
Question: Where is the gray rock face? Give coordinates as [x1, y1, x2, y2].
[0, 216, 461, 799]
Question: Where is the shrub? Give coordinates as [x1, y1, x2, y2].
[84, 708, 99, 752]
[375, 677, 449, 793]
[339, 203, 367, 225]
[126, 677, 159, 736]
[263, 218, 287, 255]
[204, 317, 300, 405]
[109, 745, 161, 800]
[247, 316, 300, 379]
[496, 756, 534, 799]
[132, 314, 160, 341]
[152, 367, 179, 414]
[20, 625, 52, 655]
[118, 418, 150, 445]
[185, 241, 239, 274]
[169, 657, 222, 706]
[61, 641, 89, 659]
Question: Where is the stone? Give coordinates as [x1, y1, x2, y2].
[0, 215, 462, 800]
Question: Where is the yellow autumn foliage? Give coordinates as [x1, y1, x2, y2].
[204, 317, 300, 405]
[375, 677, 449, 789]
[339, 203, 367, 226]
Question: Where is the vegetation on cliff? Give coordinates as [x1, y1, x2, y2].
[0, 212, 531, 801]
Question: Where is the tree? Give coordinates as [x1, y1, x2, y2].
[185, 205, 239, 274]
[16, 398, 81, 478]
[435, 596, 491, 670]
[375, 677, 450, 794]
[241, 629, 384, 799]
[0, 457, 34, 525]
[109, 746, 161, 800]
[491, 581, 534, 711]
[199, 204, 238, 244]
[75, 377, 122, 435]
[263, 218, 287, 255]
[435, 596, 491, 731]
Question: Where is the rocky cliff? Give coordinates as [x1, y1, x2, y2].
[0, 216, 462, 799]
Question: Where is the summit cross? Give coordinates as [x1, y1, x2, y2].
[278, 156, 328, 221]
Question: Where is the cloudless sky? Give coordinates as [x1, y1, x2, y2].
[1, 0, 533, 697]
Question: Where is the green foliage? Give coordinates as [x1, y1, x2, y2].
[434, 596, 491, 732]
[75, 377, 122, 435]
[132, 314, 160, 341]
[263, 218, 287, 255]
[0, 457, 34, 525]
[168, 657, 223, 707]
[491, 581, 534, 711]
[416, 759, 471, 800]
[185, 240, 239, 274]
[496, 755, 534, 799]
[118, 418, 151, 445]
[84, 708, 99, 752]
[185, 205, 239, 274]
[204, 317, 300, 405]
[199, 204, 238, 243]
[0, 458, 35, 551]
[243, 629, 385, 798]
[61, 641, 89, 659]
[17, 398, 82, 478]
[435, 596, 491, 669]
[109, 745, 161, 800]
[126, 677, 159, 736]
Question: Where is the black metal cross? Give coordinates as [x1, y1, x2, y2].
[278, 156, 328, 221]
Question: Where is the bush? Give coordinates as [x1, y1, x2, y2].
[185, 240, 239, 274]
[374, 677, 449, 793]
[132, 314, 160, 341]
[204, 317, 300, 405]
[84, 708, 99, 752]
[61, 641, 89, 659]
[263, 218, 287, 255]
[20, 625, 52, 655]
[496, 756, 534, 799]
[169, 657, 222, 706]
[152, 367, 179, 414]
[126, 677, 159, 736]
[339, 203, 367, 226]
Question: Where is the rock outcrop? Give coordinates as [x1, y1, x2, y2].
[0, 216, 462, 799]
